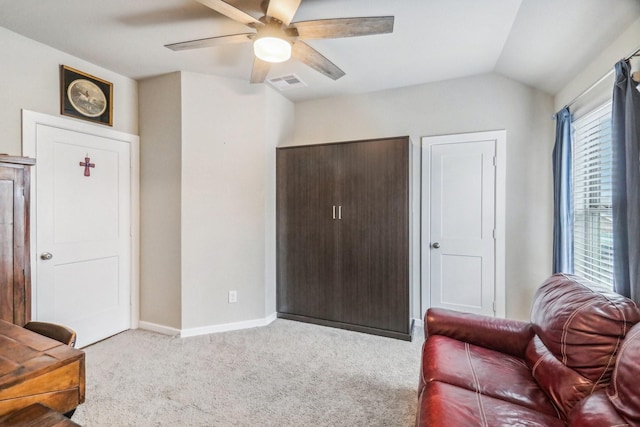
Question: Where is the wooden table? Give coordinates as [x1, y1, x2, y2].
[0, 320, 85, 417]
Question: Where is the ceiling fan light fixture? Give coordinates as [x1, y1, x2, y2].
[253, 36, 291, 63]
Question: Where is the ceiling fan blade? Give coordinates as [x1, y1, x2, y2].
[266, 0, 302, 26]
[294, 16, 394, 40]
[250, 57, 271, 83]
[195, 0, 264, 27]
[292, 41, 345, 80]
[165, 33, 253, 51]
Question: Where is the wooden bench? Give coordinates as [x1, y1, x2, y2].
[0, 403, 80, 426]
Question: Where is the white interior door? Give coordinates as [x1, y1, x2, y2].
[422, 131, 505, 318]
[34, 124, 131, 348]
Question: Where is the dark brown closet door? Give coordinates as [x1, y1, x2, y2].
[276, 145, 339, 321]
[337, 138, 409, 334]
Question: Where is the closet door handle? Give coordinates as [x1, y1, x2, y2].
[338, 205, 342, 220]
[332, 205, 336, 220]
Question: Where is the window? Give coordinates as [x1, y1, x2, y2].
[572, 103, 614, 288]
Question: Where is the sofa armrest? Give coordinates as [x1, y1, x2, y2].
[425, 308, 534, 358]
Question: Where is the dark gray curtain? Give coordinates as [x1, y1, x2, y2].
[552, 107, 573, 274]
[612, 60, 640, 303]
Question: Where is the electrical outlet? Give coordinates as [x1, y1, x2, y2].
[228, 290, 237, 303]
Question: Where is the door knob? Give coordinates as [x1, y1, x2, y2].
[431, 242, 440, 249]
[40, 252, 53, 260]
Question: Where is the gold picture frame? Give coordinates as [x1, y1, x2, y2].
[60, 65, 113, 126]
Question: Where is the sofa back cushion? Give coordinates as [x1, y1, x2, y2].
[526, 273, 640, 417]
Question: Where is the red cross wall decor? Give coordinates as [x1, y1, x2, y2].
[80, 156, 95, 177]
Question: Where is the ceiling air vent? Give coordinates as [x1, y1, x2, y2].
[267, 74, 307, 91]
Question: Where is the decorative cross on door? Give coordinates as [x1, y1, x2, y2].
[79, 156, 95, 177]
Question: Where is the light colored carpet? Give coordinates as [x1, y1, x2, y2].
[72, 319, 422, 427]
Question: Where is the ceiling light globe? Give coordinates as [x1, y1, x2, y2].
[253, 37, 291, 63]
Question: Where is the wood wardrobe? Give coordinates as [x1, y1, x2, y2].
[276, 136, 412, 340]
[0, 155, 35, 326]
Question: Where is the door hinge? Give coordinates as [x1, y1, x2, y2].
[493, 301, 497, 313]
[493, 156, 497, 167]
[492, 229, 496, 239]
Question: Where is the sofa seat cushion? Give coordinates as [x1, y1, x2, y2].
[416, 381, 566, 427]
[420, 335, 560, 418]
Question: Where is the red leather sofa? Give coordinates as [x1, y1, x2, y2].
[416, 273, 640, 426]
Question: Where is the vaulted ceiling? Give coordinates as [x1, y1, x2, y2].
[0, 0, 638, 102]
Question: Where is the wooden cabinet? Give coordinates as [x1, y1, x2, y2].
[276, 137, 410, 340]
[0, 155, 35, 326]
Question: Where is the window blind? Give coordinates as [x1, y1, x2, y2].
[572, 102, 613, 288]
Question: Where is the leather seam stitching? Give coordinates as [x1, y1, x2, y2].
[531, 345, 543, 377]
[561, 300, 596, 365]
[465, 343, 488, 427]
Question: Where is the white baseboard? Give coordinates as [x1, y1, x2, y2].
[180, 312, 278, 338]
[180, 313, 277, 338]
[138, 321, 181, 336]
[138, 313, 278, 338]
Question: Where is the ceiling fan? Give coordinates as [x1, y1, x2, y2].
[165, 0, 394, 83]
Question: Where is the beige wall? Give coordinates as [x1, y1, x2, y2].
[180, 72, 267, 328]
[290, 73, 555, 320]
[0, 27, 138, 155]
[138, 73, 183, 329]
[264, 90, 295, 316]
[139, 71, 293, 331]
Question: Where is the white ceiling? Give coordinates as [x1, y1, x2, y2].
[0, 0, 638, 102]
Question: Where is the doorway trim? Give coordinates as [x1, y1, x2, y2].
[421, 130, 506, 319]
[21, 110, 140, 329]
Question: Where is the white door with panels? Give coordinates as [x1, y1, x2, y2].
[31, 122, 132, 348]
[422, 131, 505, 318]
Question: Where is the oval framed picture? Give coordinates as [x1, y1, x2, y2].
[67, 79, 107, 118]
[60, 65, 113, 126]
